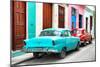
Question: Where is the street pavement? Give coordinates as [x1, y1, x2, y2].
[12, 40, 96, 66]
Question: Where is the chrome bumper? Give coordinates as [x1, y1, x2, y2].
[22, 48, 59, 53]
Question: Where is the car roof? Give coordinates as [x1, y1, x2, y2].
[43, 28, 70, 31]
[78, 28, 85, 31]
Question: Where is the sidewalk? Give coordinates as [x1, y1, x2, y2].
[11, 50, 26, 57]
[11, 50, 33, 64]
[11, 53, 33, 64]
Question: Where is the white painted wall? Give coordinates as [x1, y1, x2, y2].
[36, 3, 43, 37]
[35, 3, 68, 37]
[52, 4, 69, 29]
[65, 5, 69, 29]
[52, 4, 59, 28]
[84, 6, 95, 38]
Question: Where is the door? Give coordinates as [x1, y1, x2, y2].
[71, 7, 76, 29]
[61, 30, 75, 51]
[71, 16, 76, 29]
[86, 17, 88, 32]
[67, 31, 77, 50]
[79, 14, 83, 28]
[43, 3, 52, 29]
[27, 2, 36, 38]
[12, 1, 26, 50]
[58, 6, 65, 28]
[90, 16, 93, 33]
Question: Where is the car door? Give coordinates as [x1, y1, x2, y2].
[62, 30, 74, 51]
[67, 31, 77, 50]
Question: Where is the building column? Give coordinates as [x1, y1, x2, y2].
[52, 4, 59, 28]
[36, 3, 43, 37]
[65, 5, 69, 29]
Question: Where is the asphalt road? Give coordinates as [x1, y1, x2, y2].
[13, 40, 96, 66]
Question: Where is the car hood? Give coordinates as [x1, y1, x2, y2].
[24, 36, 61, 48]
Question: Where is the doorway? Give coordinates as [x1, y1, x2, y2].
[71, 7, 76, 29]
[43, 3, 52, 29]
[86, 17, 88, 32]
[12, 1, 26, 50]
[79, 14, 83, 28]
[90, 16, 93, 33]
[58, 6, 65, 28]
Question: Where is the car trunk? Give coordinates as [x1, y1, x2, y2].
[25, 37, 53, 48]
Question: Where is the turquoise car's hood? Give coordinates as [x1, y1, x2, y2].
[24, 36, 61, 48]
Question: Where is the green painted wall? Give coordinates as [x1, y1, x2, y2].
[27, 2, 36, 38]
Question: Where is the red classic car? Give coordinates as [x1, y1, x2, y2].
[71, 28, 92, 46]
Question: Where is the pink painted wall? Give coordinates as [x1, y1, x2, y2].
[68, 4, 85, 29]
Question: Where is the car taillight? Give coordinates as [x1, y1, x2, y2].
[52, 41, 55, 46]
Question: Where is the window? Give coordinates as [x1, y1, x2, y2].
[68, 31, 71, 36]
[72, 7, 76, 16]
[86, 17, 88, 31]
[90, 16, 93, 31]
[79, 14, 83, 28]
[16, 2, 19, 8]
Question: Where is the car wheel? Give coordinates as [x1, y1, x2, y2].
[58, 49, 66, 59]
[89, 38, 92, 44]
[33, 53, 43, 58]
[82, 41, 87, 46]
[75, 42, 80, 50]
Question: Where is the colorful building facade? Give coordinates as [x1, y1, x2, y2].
[68, 5, 85, 29]
[11, 1, 95, 51]
[84, 6, 95, 38]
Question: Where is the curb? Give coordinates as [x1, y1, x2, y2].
[12, 50, 26, 57]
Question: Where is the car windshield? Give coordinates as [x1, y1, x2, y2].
[39, 30, 61, 36]
[71, 29, 77, 34]
[77, 30, 82, 34]
[71, 29, 82, 34]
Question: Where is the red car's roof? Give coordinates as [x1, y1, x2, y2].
[72, 28, 85, 31]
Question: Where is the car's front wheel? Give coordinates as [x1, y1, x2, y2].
[75, 42, 80, 50]
[58, 49, 66, 59]
[82, 41, 87, 46]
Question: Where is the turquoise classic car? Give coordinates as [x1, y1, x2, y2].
[22, 28, 80, 59]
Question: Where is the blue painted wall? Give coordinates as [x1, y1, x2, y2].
[27, 2, 36, 38]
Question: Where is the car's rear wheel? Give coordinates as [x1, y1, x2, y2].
[58, 49, 66, 59]
[33, 53, 43, 58]
[89, 38, 92, 44]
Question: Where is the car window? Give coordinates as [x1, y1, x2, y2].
[71, 29, 77, 34]
[68, 31, 71, 36]
[84, 30, 87, 34]
[39, 30, 61, 36]
[77, 30, 81, 34]
[61, 30, 69, 37]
